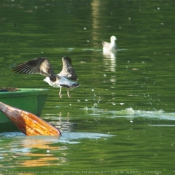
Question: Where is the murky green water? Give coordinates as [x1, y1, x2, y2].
[0, 0, 175, 174]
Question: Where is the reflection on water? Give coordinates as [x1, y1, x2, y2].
[103, 51, 116, 59]
[1, 109, 175, 174]
[0, 135, 63, 168]
[19, 137, 66, 168]
[103, 52, 117, 72]
[0, 109, 175, 173]
[0, 131, 113, 171]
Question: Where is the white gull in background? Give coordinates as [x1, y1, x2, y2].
[102, 36, 117, 54]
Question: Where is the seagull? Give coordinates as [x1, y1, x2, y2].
[12, 56, 79, 98]
[102, 36, 117, 54]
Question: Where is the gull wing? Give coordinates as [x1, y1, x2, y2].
[58, 56, 77, 81]
[102, 41, 110, 49]
[13, 57, 56, 81]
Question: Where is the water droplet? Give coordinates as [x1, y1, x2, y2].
[120, 103, 124, 105]
[93, 103, 98, 107]
[126, 108, 135, 114]
[84, 107, 88, 111]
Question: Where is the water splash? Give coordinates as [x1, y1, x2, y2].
[82, 107, 175, 120]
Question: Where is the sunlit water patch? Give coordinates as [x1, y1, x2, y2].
[51, 47, 127, 55]
[111, 108, 175, 121]
[0, 132, 25, 138]
[59, 132, 113, 144]
[0, 131, 113, 143]
[82, 107, 175, 121]
[0, 131, 113, 170]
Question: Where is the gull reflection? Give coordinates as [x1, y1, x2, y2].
[103, 51, 116, 59]
[103, 51, 117, 72]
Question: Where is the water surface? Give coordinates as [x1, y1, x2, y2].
[0, 0, 175, 174]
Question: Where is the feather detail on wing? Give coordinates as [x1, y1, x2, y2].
[13, 57, 57, 81]
[58, 56, 77, 81]
[102, 41, 110, 49]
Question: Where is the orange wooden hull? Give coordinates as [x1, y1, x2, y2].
[0, 101, 61, 136]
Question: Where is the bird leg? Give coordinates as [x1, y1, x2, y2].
[67, 89, 70, 98]
[59, 87, 62, 99]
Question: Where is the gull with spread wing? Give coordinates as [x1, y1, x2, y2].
[13, 56, 79, 98]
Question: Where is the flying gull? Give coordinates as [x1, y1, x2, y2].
[13, 56, 79, 98]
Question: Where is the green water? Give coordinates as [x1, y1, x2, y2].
[0, 0, 175, 174]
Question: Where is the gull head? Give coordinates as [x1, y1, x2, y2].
[110, 36, 117, 42]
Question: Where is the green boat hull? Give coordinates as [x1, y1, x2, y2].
[0, 88, 49, 124]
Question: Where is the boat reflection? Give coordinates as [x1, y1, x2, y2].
[18, 136, 67, 168]
[0, 135, 67, 169]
